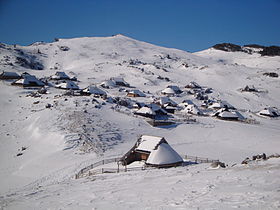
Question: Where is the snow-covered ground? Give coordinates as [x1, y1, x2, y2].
[0, 35, 279, 209]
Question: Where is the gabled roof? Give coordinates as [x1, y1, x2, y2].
[51, 71, 70, 80]
[161, 87, 176, 95]
[100, 80, 116, 88]
[12, 74, 45, 87]
[213, 108, 243, 119]
[128, 89, 146, 97]
[258, 107, 280, 117]
[209, 101, 235, 109]
[135, 107, 156, 116]
[186, 81, 201, 89]
[55, 81, 79, 90]
[148, 103, 168, 114]
[82, 85, 106, 95]
[146, 143, 183, 165]
[0, 71, 21, 79]
[182, 104, 203, 115]
[136, 135, 165, 153]
[179, 99, 194, 107]
[158, 97, 177, 106]
[167, 85, 182, 93]
[110, 77, 130, 86]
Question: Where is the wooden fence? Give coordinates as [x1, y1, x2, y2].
[184, 155, 219, 163]
[75, 157, 121, 179]
[75, 155, 220, 179]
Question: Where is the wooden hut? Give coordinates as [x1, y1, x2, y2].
[0, 71, 21, 80]
[121, 135, 183, 168]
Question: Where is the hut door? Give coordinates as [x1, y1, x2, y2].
[141, 153, 149, 160]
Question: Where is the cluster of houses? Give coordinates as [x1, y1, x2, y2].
[1, 71, 279, 121]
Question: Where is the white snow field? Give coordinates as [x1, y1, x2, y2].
[0, 35, 280, 209]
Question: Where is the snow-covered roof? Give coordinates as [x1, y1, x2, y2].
[209, 101, 234, 109]
[0, 71, 20, 79]
[146, 143, 183, 165]
[178, 99, 194, 107]
[214, 108, 242, 119]
[110, 77, 129, 86]
[148, 103, 168, 114]
[51, 71, 70, 80]
[182, 104, 202, 115]
[135, 107, 156, 116]
[167, 85, 182, 93]
[100, 80, 116, 88]
[159, 97, 177, 106]
[218, 111, 238, 118]
[82, 85, 106, 95]
[13, 75, 45, 86]
[258, 107, 280, 117]
[186, 81, 201, 88]
[128, 89, 146, 97]
[55, 81, 79, 90]
[161, 87, 176, 95]
[136, 135, 164, 152]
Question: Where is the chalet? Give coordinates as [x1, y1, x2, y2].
[241, 85, 258, 92]
[51, 71, 70, 80]
[134, 104, 167, 119]
[121, 135, 183, 168]
[161, 85, 182, 96]
[166, 85, 182, 94]
[55, 80, 79, 90]
[127, 89, 146, 97]
[185, 81, 201, 89]
[161, 87, 176, 96]
[195, 92, 208, 100]
[110, 77, 130, 87]
[212, 108, 243, 121]
[258, 107, 279, 117]
[157, 97, 177, 107]
[178, 99, 194, 108]
[163, 105, 177, 114]
[148, 103, 168, 116]
[100, 80, 116, 89]
[12, 74, 45, 87]
[0, 71, 21, 80]
[208, 101, 235, 110]
[182, 104, 203, 115]
[81, 85, 106, 96]
[134, 107, 156, 119]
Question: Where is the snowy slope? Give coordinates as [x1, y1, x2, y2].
[0, 35, 280, 209]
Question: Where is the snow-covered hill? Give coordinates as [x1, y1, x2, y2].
[0, 35, 279, 209]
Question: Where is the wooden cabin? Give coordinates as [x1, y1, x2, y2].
[121, 135, 183, 168]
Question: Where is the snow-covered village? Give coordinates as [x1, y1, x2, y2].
[1, 1, 280, 209]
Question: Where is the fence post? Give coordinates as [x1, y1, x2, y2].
[195, 157, 197, 163]
[102, 168, 104, 173]
[206, 158, 208, 163]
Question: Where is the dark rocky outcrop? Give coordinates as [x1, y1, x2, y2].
[213, 43, 242, 52]
[213, 43, 280, 56]
[260, 46, 280, 56]
[263, 72, 279, 78]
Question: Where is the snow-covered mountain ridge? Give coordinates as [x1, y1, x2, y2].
[0, 35, 279, 209]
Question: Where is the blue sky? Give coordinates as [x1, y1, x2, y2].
[0, 0, 279, 52]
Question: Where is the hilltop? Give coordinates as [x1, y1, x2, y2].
[0, 35, 279, 209]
